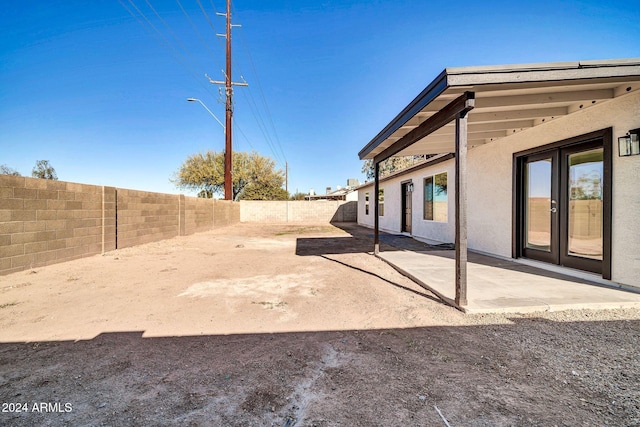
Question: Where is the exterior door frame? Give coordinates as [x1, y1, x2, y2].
[520, 149, 560, 265]
[401, 180, 413, 234]
[513, 128, 612, 279]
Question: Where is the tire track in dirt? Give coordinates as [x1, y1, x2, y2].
[282, 344, 342, 426]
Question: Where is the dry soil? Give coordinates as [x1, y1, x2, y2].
[0, 223, 639, 426]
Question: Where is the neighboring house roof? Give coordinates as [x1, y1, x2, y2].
[306, 187, 357, 200]
[359, 58, 640, 160]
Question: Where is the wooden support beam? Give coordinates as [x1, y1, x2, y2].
[431, 119, 535, 135]
[424, 88, 614, 112]
[468, 106, 567, 123]
[455, 112, 469, 307]
[374, 161, 380, 255]
[374, 92, 475, 164]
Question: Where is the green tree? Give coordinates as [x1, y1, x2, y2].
[289, 192, 307, 200]
[361, 155, 429, 181]
[173, 150, 288, 201]
[0, 164, 21, 176]
[32, 160, 58, 180]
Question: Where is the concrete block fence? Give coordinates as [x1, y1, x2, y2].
[1, 176, 356, 276]
[0, 175, 239, 276]
[240, 200, 357, 223]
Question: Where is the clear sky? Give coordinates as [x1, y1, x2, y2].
[1, 0, 638, 196]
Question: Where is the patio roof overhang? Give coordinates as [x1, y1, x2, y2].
[361, 58, 640, 310]
[359, 58, 640, 161]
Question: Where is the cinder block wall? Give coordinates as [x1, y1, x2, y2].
[103, 187, 117, 252]
[1, 175, 240, 276]
[239, 200, 288, 222]
[0, 176, 110, 275]
[214, 199, 241, 227]
[2, 173, 354, 276]
[115, 189, 180, 249]
[185, 196, 214, 235]
[239, 200, 357, 223]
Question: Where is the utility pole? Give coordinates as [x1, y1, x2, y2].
[285, 162, 288, 194]
[208, 0, 247, 200]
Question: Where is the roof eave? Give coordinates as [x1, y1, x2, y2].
[358, 58, 640, 161]
[358, 69, 449, 160]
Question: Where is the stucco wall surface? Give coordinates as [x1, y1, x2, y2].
[409, 162, 455, 244]
[357, 162, 455, 244]
[356, 183, 399, 233]
[467, 90, 640, 285]
[357, 189, 374, 228]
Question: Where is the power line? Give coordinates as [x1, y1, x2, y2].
[232, 119, 256, 151]
[121, 0, 287, 171]
[233, 10, 287, 165]
[143, 0, 210, 75]
[197, 0, 263, 162]
[175, 0, 222, 69]
[120, 0, 219, 105]
[197, 0, 224, 50]
[229, 3, 287, 167]
[119, 0, 224, 126]
[239, 90, 284, 166]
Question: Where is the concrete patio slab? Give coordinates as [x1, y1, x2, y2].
[376, 238, 640, 313]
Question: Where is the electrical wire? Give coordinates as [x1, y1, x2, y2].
[231, 119, 255, 152]
[198, 0, 224, 51]
[233, 3, 287, 164]
[176, 0, 223, 69]
[120, 0, 229, 160]
[230, 2, 287, 167]
[120, 0, 219, 104]
[202, 0, 285, 167]
[143, 0, 210, 75]
[121, 0, 287, 170]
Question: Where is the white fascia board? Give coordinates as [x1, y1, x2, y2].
[445, 61, 581, 75]
[447, 63, 640, 87]
[445, 58, 640, 77]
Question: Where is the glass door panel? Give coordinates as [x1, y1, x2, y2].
[567, 148, 603, 260]
[525, 159, 552, 251]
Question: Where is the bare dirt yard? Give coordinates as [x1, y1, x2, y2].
[0, 223, 639, 426]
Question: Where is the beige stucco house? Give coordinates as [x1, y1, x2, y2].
[357, 59, 640, 298]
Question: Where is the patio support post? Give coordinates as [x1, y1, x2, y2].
[455, 111, 469, 306]
[369, 91, 474, 278]
[374, 160, 380, 254]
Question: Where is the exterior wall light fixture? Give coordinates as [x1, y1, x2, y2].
[618, 128, 640, 157]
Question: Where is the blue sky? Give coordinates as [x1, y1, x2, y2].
[1, 0, 639, 196]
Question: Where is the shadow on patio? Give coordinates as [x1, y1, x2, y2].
[300, 223, 640, 314]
